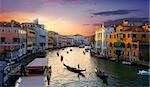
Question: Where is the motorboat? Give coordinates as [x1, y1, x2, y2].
[63, 63, 86, 73]
[138, 69, 150, 76]
[122, 61, 131, 65]
[95, 68, 108, 79]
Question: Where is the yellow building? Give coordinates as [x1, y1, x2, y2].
[22, 23, 37, 53]
[107, 24, 149, 62]
[26, 28, 37, 52]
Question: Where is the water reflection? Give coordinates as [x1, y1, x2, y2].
[47, 47, 149, 87]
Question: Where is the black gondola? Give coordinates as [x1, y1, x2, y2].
[63, 63, 86, 73]
[95, 69, 108, 79]
[70, 49, 72, 51]
[60, 56, 63, 62]
[85, 50, 88, 52]
[57, 52, 59, 56]
[83, 51, 85, 55]
[67, 51, 69, 54]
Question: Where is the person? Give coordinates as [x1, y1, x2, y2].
[78, 64, 80, 70]
[20, 65, 26, 76]
[61, 56, 63, 62]
[47, 66, 52, 85]
[57, 52, 59, 56]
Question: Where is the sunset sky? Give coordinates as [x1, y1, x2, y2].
[0, 0, 149, 36]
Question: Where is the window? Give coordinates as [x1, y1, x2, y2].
[14, 29, 17, 33]
[134, 52, 135, 56]
[122, 51, 124, 55]
[123, 34, 126, 38]
[128, 34, 130, 38]
[1, 37, 5, 42]
[116, 34, 118, 38]
[132, 34, 136, 38]
[127, 43, 131, 48]
[8, 29, 11, 33]
[142, 34, 146, 38]
[127, 52, 129, 56]
[109, 42, 112, 47]
[13, 38, 18, 42]
[133, 44, 137, 48]
[1, 28, 5, 32]
[109, 35, 111, 38]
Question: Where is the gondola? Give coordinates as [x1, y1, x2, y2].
[70, 49, 72, 51]
[83, 51, 85, 55]
[67, 51, 69, 54]
[95, 69, 108, 79]
[57, 52, 59, 56]
[63, 64, 86, 73]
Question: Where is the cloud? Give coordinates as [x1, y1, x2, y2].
[93, 9, 140, 16]
[83, 24, 91, 26]
[83, 23, 101, 26]
[92, 23, 100, 26]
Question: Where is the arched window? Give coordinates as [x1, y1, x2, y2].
[127, 43, 131, 48]
[109, 42, 112, 47]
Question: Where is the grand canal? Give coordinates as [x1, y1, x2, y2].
[47, 47, 149, 87]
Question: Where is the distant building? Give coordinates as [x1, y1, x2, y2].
[48, 31, 60, 48]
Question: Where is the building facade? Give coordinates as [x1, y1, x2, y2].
[0, 20, 21, 61]
[107, 20, 149, 62]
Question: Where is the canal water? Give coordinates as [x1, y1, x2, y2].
[47, 47, 149, 87]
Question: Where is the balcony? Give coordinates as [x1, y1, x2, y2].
[0, 42, 19, 46]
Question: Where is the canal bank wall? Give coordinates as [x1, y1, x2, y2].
[90, 49, 150, 68]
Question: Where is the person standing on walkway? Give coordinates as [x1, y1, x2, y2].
[78, 64, 80, 70]
[20, 65, 26, 76]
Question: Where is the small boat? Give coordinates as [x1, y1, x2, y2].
[70, 49, 72, 51]
[85, 48, 90, 50]
[95, 68, 108, 79]
[79, 45, 84, 48]
[122, 61, 131, 65]
[83, 51, 85, 55]
[57, 52, 59, 56]
[63, 63, 86, 73]
[67, 51, 69, 54]
[62, 48, 64, 50]
[138, 69, 150, 76]
[60, 56, 63, 62]
[85, 50, 88, 52]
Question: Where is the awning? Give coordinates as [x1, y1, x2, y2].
[114, 41, 124, 47]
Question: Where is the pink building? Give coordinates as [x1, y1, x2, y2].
[0, 20, 21, 61]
